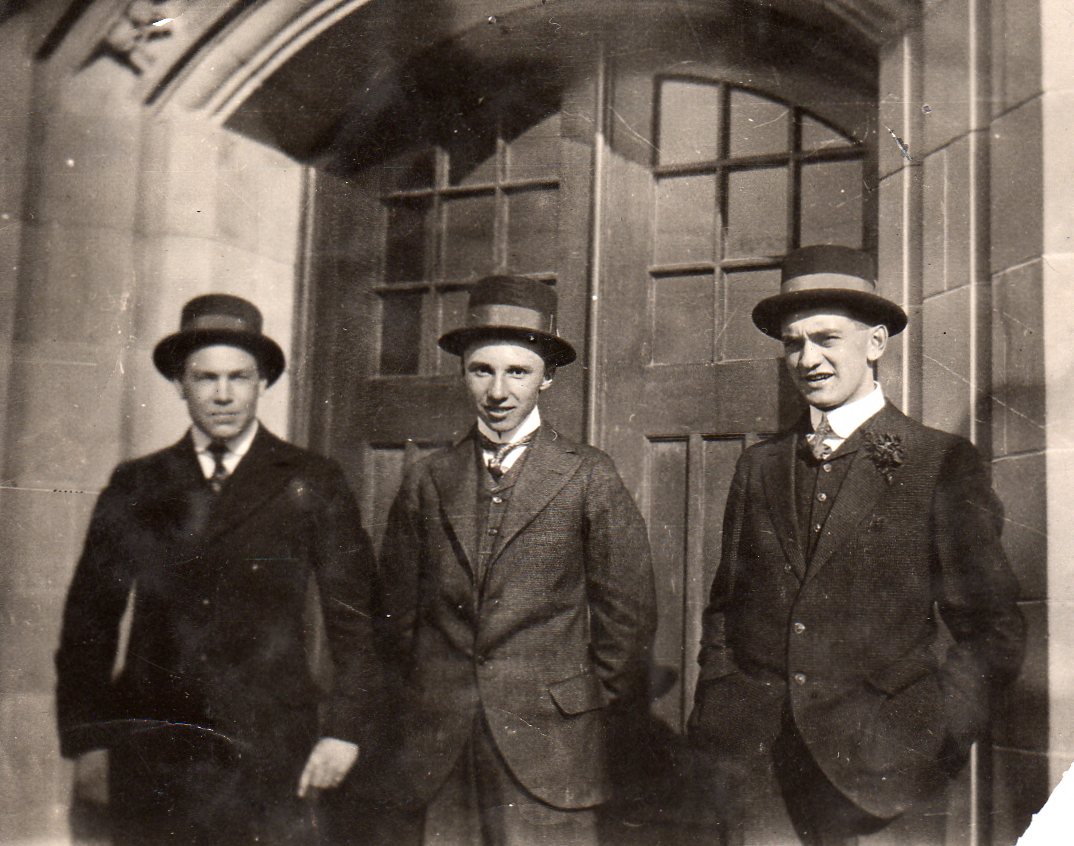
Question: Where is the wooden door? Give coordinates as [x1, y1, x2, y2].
[595, 47, 875, 732]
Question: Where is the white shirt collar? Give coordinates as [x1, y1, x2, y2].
[191, 420, 259, 477]
[477, 406, 542, 445]
[810, 383, 885, 439]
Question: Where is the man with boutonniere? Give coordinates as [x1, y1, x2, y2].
[55, 295, 382, 845]
[687, 246, 1026, 845]
[368, 275, 657, 845]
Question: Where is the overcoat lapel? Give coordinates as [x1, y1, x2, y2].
[804, 403, 901, 584]
[489, 427, 581, 566]
[205, 427, 302, 541]
[431, 434, 480, 577]
[761, 433, 808, 581]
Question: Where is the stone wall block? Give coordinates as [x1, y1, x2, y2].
[921, 149, 947, 299]
[0, 487, 96, 595]
[990, 98, 1043, 273]
[878, 25, 922, 179]
[15, 221, 137, 348]
[991, 0, 1042, 116]
[922, 0, 972, 155]
[0, 589, 66, 694]
[993, 451, 1047, 601]
[991, 747, 1050, 846]
[922, 286, 973, 437]
[137, 118, 222, 242]
[992, 260, 1046, 455]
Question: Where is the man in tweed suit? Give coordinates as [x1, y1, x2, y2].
[372, 275, 657, 845]
[56, 295, 380, 845]
[688, 247, 1025, 845]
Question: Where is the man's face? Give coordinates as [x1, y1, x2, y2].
[462, 340, 553, 439]
[780, 308, 887, 410]
[176, 344, 266, 441]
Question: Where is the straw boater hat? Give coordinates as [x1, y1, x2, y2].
[438, 275, 577, 367]
[752, 245, 907, 339]
[153, 294, 286, 386]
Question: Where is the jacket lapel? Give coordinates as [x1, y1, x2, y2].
[804, 403, 902, 583]
[761, 433, 808, 581]
[431, 433, 480, 577]
[488, 426, 581, 566]
[205, 427, 302, 541]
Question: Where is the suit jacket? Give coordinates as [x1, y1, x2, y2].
[374, 425, 657, 810]
[689, 402, 1025, 820]
[55, 426, 381, 766]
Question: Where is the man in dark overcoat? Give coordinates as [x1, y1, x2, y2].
[55, 295, 381, 845]
[688, 246, 1026, 845]
[370, 275, 657, 845]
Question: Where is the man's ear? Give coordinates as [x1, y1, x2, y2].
[540, 365, 556, 391]
[866, 324, 889, 363]
[173, 379, 187, 401]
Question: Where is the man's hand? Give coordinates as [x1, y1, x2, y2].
[296, 737, 360, 798]
[74, 748, 109, 806]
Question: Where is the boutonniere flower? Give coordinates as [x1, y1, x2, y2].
[862, 430, 905, 483]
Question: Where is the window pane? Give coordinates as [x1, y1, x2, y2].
[507, 187, 559, 274]
[725, 167, 787, 258]
[443, 193, 495, 280]
[437, 287, 470, 374]
[657, 79, 721, 165]
[729, 89, 790, 157]
[801, 115, 854, 151]
[449, 127, 498, 186]
[382, 148, 435, 192]
[654, 174, 716, 266]
[718, 268, 783, 362]
[379, 291, 423, 375]
[385, 199, 430, 282]
[652, 273, 715, 364]
[507, 112, 561, 180]
[800, 160, 864, 248]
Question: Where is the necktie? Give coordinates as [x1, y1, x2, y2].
[478, 430, 538, 480]
[207, 441, 230, 494]
[806, 414, 834, 461]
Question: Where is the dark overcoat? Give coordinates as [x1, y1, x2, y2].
[689, 403, 1025, 821]
[55, 426, 380, 836]
[373, 425, 657, 811]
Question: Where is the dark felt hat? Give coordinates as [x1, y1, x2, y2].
[438, 275, 576, 367]
[752, 246, 908, 338]
[153, 294, 286, 385]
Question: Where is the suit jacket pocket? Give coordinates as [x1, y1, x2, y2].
[858, 662, 945, 775]
[549, 671, 608, 716]
[866, 657, 935, 696]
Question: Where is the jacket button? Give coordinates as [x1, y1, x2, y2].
[816, 492, 827, 502]
[492, 496, 503, 504]
[793, 672, 807, 685]
[793, 622, 806, 634]
[199, 653, 208, 663]
[201, 598, 211, 607]
[822, 463, 832, 473]
[487, 528, 498, 536]
[784, 563, 793, 573]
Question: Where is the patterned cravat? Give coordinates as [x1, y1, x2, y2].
[478, 430, 538, 480]
[207, 441, 230, 494]
[806, 414, 834, 461]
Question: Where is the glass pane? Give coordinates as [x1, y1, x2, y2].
[385, 199, 430, 283]
[507, 187, 559, 274]
[718, 268, 783, 362]
[657, 79, 721, 165]
[443, 193, 495, 280]
[507, 112, 561, 180]
[379, 291, 423, 375]
[801, 115, 854, 151]
[654, 174, 716, 266]
[381, 148, 435, 192]
[449, 126, 498, 186]
[729, 89, 790, 157]
[725, 167, 787, 258]
[800, 160, 864, 248]
[652, 273, 715, 364]
[437, 287, 470, 374]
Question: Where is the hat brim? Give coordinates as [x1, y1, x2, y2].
[153, 330, 286, 385]
[752, 289, 907, 339]
[438, 326, 577, 367]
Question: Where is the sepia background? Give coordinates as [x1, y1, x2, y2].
[0, 0, 1069, 843]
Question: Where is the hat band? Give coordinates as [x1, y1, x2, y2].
[782, 272, 876, 295]
[467, 304, 556, 335]
[183, 314, 258, 333]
